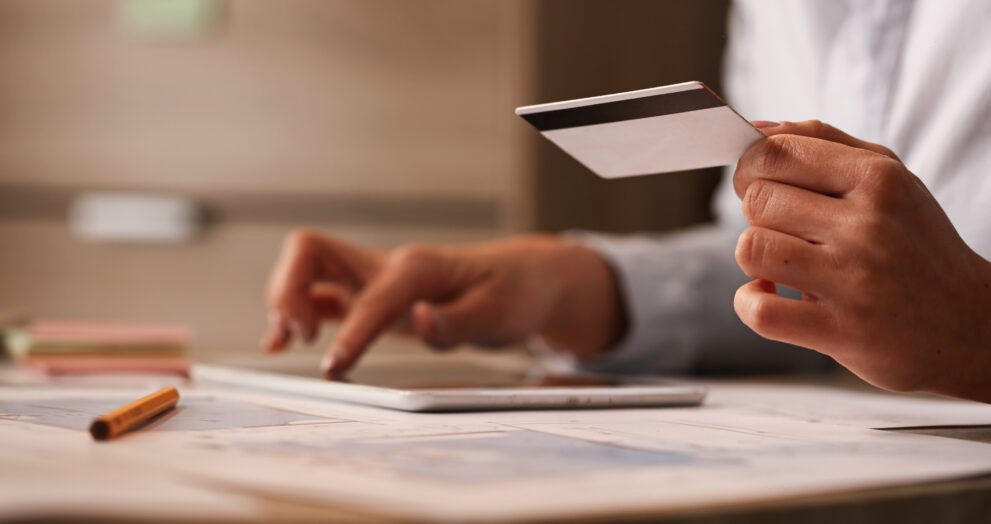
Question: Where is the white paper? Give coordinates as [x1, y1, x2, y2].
[3, 381, 991, 522]
[0, 418, 259, 521]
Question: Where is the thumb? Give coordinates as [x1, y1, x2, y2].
[412, 288, 510, 350]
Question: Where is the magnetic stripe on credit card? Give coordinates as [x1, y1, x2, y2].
[520, 87, 726, 132]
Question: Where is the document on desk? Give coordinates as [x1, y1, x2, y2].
[3, 382, 991, 522]
[0, 387, 326, 521]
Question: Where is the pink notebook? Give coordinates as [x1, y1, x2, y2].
[26, 320, 191, 346]
[23, 356, 191, 377]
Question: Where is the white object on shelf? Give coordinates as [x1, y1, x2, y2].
[69, 192, 202, 243]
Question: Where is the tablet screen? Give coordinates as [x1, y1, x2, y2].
[340, 370, 625, 390]
[222, 354, 637, 391]
[193, 352, 707, 411]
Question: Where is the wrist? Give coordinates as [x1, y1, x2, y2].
[960, 258, 991, 402]
[930, 255, 991, 402]
[537, 237, 627, 358]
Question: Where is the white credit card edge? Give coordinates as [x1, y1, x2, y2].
[539, 106, 764, 178]
[515, 81, 704, 115]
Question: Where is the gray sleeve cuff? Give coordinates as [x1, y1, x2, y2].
[563, 226, 730, 374]
[536, 226, 833, 376]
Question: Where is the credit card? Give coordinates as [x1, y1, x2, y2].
[515, 81, 763, 178]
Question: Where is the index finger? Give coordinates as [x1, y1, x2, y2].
[760, 120, 900, 161]
[323, 248, 453, 376]
[733, 134, 878, 199]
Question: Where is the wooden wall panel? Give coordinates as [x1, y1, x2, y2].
[0, 0, 531, 352]
[0, 220, 499, 353]
[0, 0, 731, 353]
[0, 0, 525, 200]
[529, 0, 731, 234]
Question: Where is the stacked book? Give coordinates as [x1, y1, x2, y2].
[3, 320, 191, 376]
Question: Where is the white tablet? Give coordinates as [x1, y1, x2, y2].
[191, 362, 706, 412]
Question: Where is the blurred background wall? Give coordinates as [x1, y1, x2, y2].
[0, 0, 730, 354]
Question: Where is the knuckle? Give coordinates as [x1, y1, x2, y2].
[284, 227, 322, 254]
[735, 136, 792, 197]
[865, 155, 900, 181]
[748, 298, 774, 333]
[742, 179, 775, 224]
[803, 119, 829, 136]
[737, 292, 775, 334]
[388, 243, 436, 270]
[286, 227, 316, 246]
[859, 157, 908, 207]
[757, 135, 793, 176]
[265, 283, 305, 311]
[735, 228, 768, 276]
[876, 145, 899, 160]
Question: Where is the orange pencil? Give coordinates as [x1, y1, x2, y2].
[89, 387, 180, 440]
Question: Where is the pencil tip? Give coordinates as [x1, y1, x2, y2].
[89, 420, 111, 440]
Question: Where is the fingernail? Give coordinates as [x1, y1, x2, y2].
[320, 352, 335, 374]
[752, 120, 781, 129]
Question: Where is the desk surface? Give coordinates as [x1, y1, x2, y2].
[257, 475, 991, 524]
[2, 347, 990, 524]
[244, 403, 991, 524]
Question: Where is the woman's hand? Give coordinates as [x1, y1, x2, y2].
[733, 120, 991, 401]
[264, 231, 624, 377]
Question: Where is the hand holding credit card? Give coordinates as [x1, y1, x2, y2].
[516, 81, 762, 178]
